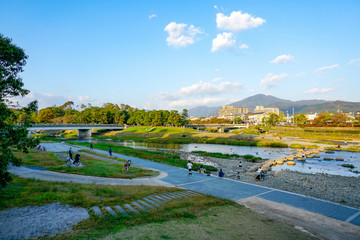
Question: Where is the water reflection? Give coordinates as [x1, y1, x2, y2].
[74, 138, 359, 177]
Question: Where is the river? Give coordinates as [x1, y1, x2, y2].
[74, 138, 360, 177]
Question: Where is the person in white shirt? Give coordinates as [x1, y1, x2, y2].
[187, 161, 193, 176]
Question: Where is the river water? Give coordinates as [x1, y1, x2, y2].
[75, 139, 360, 177]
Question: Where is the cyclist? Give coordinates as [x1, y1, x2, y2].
[123, 160, 132, 172]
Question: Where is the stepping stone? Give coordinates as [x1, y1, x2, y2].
[151, 195, 170, 201]
[148, 196, 166, 204]
[156, 194, 172, 199]
[105, 206, 117, 217]
[92, 206, 103, 217]
[163, 193, 181, 199]
[137, 200, 155, 209]
[124, 203, 140, 214]
[160, 193, 177, 199]
[131, 201, 148, 211]
[114, 205, 130, 217]
[173, 192, 188, 197]
[143, 197, 161, 207]
[158, 193, 175, 199]
[169, 192, 186, 198]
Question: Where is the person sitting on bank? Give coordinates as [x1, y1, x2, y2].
[218, 169, 224, 178]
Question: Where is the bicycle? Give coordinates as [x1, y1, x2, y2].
[122, 160, 132, 172]
[66, 154, 80, 166]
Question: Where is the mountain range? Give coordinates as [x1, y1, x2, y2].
[188, 94, 360, 118]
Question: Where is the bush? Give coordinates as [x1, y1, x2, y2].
[242, 154, 262, 162]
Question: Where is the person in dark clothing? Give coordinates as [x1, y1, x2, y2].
[74, 153, 80, 164]
[218, 169, 224, 178]
[109, 147, 112, 156]
[69, 147, 73, 159]
[90, 142, 93, 150]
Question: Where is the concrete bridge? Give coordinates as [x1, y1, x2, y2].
[27, 124, 126, 138]
[185, 123, 248, 133]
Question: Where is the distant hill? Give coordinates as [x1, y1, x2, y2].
[188, 105, 221, 118]
[187, 94, 360, 118]
[299, 101, 360, 114]
[230, 94, 285, 111]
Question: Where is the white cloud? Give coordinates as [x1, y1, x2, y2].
[296, 71, 306, 78]
[211, 32, 236, 52]
[9, 91, 72, 109]
[212, 77, 223, 82]
[168, 98, 225, 108]
[239, 43, 249, 49]
[332, 78, 344, 83]
[215, 68, 220, 72]
[153, 80, 243, 101]
[348, 58, 360, 65]
[164, 22, 202, 48]
[78, 96, 95, 102]
[214, 5, 218, 9]
[305, 88, 335, 94]
[248, 89, 256, 93]
[270, 54, 294, 64]
[216, 11, 265, 32]
[260, 73, 289, 89]
[314, 64, 340, 72]
[149, 14, 157, 20]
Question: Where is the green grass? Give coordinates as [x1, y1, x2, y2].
[0, 176, 318, 240]
[242, 154, 262, 162]
[192, 151, 240, 159]
[14, 149, 156, 179]
[341, 164, 355, 169]
[70, 141, 218, 172]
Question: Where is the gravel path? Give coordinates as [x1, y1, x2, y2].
[0, 202, 89, 240]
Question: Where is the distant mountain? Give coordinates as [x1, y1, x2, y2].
[267, 99, 329, 114]
[187, 94, 360, 118]
[230, 94, 285, 111]
[188, 105, 221, 118]
[299, 101, 360, 114]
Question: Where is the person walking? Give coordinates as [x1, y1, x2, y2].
[239, 161, 242, 168]
[109, 147, 112, 156]
[187, 161, 193, 176]
[68, 147, 73, 160]
[90, 142, 93, 150]
[236, 171, 240, 180]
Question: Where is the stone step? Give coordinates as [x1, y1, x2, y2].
[142, 197, 161, 207]
[104, 206, 117, 217]
[124, 203, 140, 214]
[131, 201, 148, 211]
[147, 196, 165, 204]
[161, 193, 178, 199]
[167, 192, 185, 198]
[92, 206, 103, 217]
[114, 205, 130, 217]
[156, 194, 172, 200]
[164, 193, 181, 199]
[151, 195, 170, 202]
[137, 200, 155, 209]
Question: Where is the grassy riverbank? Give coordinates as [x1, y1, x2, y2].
[94, 126, 288, 148]
[13, 149, 156, 178]
[70, 141, 218, 172]
[0, 176, 317, 240]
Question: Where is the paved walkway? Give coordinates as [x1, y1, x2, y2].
[8, 143, 360, 239]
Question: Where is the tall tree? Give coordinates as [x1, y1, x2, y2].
[0, 34, 38, 187]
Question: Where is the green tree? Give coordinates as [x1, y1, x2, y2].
[263, 113, 280, 126]
[0, 34, 38, 187]
[294, 113, 308, 125]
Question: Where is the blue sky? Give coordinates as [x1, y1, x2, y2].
[1, 0, 359, 110]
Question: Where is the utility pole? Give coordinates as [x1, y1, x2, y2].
[292, 107, 295, 125]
